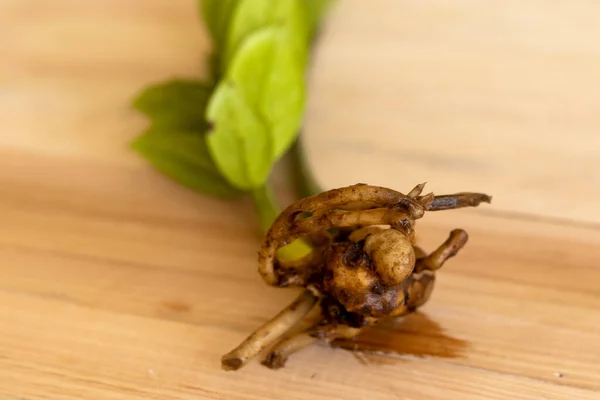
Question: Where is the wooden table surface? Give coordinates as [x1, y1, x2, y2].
[2, 1, 600, 399]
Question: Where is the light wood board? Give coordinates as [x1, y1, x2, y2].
[1, 1, 600, 399]
[303, 0, 600, 224]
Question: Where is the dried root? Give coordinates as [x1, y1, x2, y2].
[258, 183, 431, 286]
[221, 183, 491, 370]
[221, 287, 320, 371]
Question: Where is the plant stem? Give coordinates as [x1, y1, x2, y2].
[291, 137, 323, 198]
[251, 184, 280, 234]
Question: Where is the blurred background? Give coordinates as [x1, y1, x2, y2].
[3, 0, 599, 224]
[301, 0, 600, 224]
[1, 1, 211, 163]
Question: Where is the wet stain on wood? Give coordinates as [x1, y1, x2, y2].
[331, 312, 468, 365]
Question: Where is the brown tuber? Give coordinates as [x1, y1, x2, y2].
[221, 183, 491, 370]
[364, 228, 416, 285]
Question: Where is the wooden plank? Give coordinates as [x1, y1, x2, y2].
[0, 0, 211, 163]
[303, 0, 600, 224]
[2, 291, 599, 400]
[2, 0, 600, 399]
[1, 154, 600, 394]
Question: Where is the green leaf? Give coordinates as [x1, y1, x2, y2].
[228, 26, 306, 160]
[131, 126, 241, 197]
[133, 80, 211, 131]
[205, 79, 272, 190]
[205, 26, 306, 190]
[199, 0, 240, 47]
[223, 0, 310, 70]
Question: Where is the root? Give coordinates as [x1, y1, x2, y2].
[261, 325, 363, 369]
[424, 193, 492, 211]
[290, 208, 412, 237]
[261, 332, 319, 369]
[415, 229, 468, 272]
[221, 287, 320, 371]
[258, 184, 428, 286]
[224, 183, 492, 370]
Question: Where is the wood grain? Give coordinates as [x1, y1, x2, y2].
[303, 0, 600, 224]
[1, 1, 600, 399]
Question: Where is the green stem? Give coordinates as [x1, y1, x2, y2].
[251, 182, 313, 261]
[251, 184, 280, 234]
[291, 136, 323, 198]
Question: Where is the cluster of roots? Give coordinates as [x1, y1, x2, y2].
[221, 183, 491, 371]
